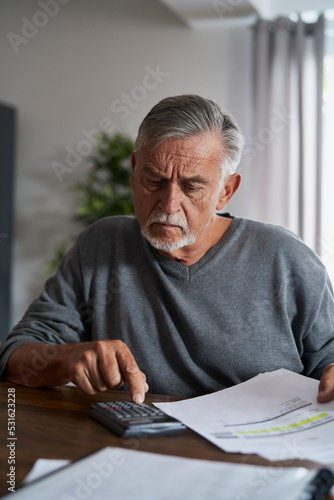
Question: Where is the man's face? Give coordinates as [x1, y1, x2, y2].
[131, 133, 229, 257]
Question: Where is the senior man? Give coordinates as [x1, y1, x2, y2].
[1, 95, 334, 404]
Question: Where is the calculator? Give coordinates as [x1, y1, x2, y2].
[89, 401, 187, 438]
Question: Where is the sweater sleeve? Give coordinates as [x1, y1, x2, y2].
[0, 233, 91, 378]
[300, 271, 334, 379]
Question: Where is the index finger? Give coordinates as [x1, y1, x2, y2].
[115, 343, 148, 403]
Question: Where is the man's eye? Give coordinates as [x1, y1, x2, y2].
[184, 184, 200, 193]
[146, 178, 163, 188]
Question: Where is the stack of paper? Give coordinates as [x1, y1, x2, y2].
[3, 447, 334, 500]
[154, 369, 334, 467]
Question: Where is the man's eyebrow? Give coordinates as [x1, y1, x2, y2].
[183, 176, 209, 185]
[142, 165, 163, 177]
[142, 165, 209, 184]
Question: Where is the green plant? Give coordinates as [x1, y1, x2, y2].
[74, 132, 134, 225]
[44, 132, 135, 276]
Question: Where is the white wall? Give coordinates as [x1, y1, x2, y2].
[0, 0, 253, 327]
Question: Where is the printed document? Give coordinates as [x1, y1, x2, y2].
[154, 369, 334, 466]
[3, 447, 333, 500]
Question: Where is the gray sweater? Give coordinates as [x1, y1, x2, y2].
[1, 215, 333, 397]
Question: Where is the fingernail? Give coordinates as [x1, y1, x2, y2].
[133, 394, 144, 404]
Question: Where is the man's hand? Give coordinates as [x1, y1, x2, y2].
[317, 363, 334, 403]
[63, 340, 148, 402]
[6, 340, 149, 403]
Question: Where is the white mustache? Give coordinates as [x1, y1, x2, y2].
[147, 212, 188, 229]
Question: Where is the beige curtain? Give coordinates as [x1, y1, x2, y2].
[249, 15, 324, 255]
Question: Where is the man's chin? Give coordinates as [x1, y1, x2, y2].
[141, 230, 195, 253]
[146, 237, 185, 253]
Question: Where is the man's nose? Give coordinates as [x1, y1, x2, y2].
[158, 183, 182, 214]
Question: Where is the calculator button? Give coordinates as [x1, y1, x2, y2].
[127, 418, 154, 424]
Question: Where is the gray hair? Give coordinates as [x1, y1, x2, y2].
[135, 94, 244, 184]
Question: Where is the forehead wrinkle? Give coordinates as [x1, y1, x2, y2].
[147, 150, 215, 175]
[143, 164, 209, 185]
[138, 134, 224, 181]
[158, 145, 217, 162]
[143, 159, 210, 183]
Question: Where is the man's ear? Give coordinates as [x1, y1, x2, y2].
[216, 173, 242, 211]
[131, 151, 136, 191]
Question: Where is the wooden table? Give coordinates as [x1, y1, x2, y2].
[1, 381, 333, 498]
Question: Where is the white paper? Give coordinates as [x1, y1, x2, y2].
[154, 369, 334, 465]
[23, 459, 70, 484]
[3, 447, 331, 500]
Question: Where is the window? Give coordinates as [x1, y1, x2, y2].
[321, 16, 334, 283]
